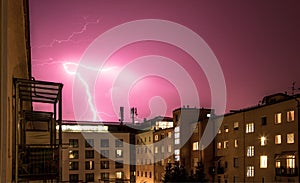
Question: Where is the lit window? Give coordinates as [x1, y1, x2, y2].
[246, 166, 254, 177]
[155, 135, 159, 141]
[260, 136, 267, 146]
[85, 160, 94, 170]
[193, 142, 199, 151]
[194, 158, 199, 167]
[247, 146, 254, 157]
[275, 135, 281, 144]
[218, 129, 221, 134]
[115, 149, 123, 158]
[287, 110, 295, 122]
[116, 171, 123, 179]
[287, 133, 294, 144]
[155, 146, 158, 154]
[224, 141, 229, 149]
[260, 156, 268, 168]
[217, 142, 222, 149]
[275, 160, 281, 168]
[224, 125, 229, 133]
[287, 155, 295, 168]
[275, 113, 281, 124]
[175, 139, 180, 145]
[174, 126, 180, 132]
[161, 146, 165, 153]
[234, 139, 238, 148]
[246, 123, 254, 133]
[168, 132, 172, 138]
[174, 133, 180, 139]
[234, 122, 239, 130]
[168, 145, 172, 152]
[69, 150, 79, 159]
[174, 149, 180, 155]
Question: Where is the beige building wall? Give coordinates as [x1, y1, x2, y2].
[216, 96, 299, 182]
[135, 131, 154, 183]
[0, 0, 30, 181]
[62, 131, 131, 183]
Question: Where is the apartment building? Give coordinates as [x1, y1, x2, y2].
[62, 122, 135, 183]
[215, 93, 300, 182]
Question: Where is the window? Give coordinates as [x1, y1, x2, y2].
[174, 133, 180, 139]
[218, 129, 221, 134]
[85, 173, 94, 182]
[161, 133, 165, 139]
[69, 150, 79, 159]
[175, 139, 180, 145]
[287, 155, 295, 169]
[85, 139, 94, 148]
[69, 161, 79, 170]
[193, 142, 199, 151]
[224, 141, 229, 149]
[116, 171, 123, 179]
[234, 139, 238, 148]
[246, 123, 254, 133]
[168, 132, 172, 138]
[85, 161, 94, 170]
[168, 145, 172, 152]
[287, 110, 295, 122]
[287, 133, 295, 144]
[233, 158, 238, 168]
[247, 146, 254, 157]
[224, 125, 229, 133]
[233, 176, 238, 183]
[145, 171, 148, 177]
[149, 172, 152, 178]
[85, 150, 94, 159]
[69, 174, 79, 182]
[115, 160, 124, 169]
[155, 135, 159, 141]
[100, 173, 109, 181]
[275, 113, 281, 124]
[260, 136, 267, 146]
[260, 156, 268, 168]
[234, 122, 239, 130]
[275, 160, 281, 168]
[194, 158, 199, 167]
[115, 139, 123, 147]
[261, 117, 267, 126]
[115, 149, 123, 158]
[69, 139, 78, 148]
[101, 139, 109, 147]
[100, 150, 109, 158]
[246, 166, 254, 177]
[155, 146, 158, 154]
[217, 142, 222, 149]
[275, 135, 281, 144]
[101, 161, 109, 169]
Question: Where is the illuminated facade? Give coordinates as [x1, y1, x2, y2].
[215, 93, 300, 182]
[62, 122, 135, 183]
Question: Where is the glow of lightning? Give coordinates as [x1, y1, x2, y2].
[36, 17, 101, 48]
[63, 62, 116, 121]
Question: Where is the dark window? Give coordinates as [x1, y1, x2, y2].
[69, 161, 79, 170]
[100, 150, 109, 158]
[85, 161, 94, 170]
[101, 161, 109, 169]
[161, 133, 165, 139]
[115, 139, 123, 147]
[101, 173, 109, 181]
[69, 139, 78, 148]
[225, 161, 228, 168]
[233, 158, 239, 168]
[145, 171, 147, 177]
[69, 174, 79, 182]
[149, 172, 152, 178]
[85, 173, 94, 182]
[85, 139, 94, 148]
[115, 160, 124, 169]
[261, 117, 267, 126]
[101, 139, 109, 147]
[85, 150, 94, 159]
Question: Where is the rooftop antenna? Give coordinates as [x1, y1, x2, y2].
[292, 82, 296, 95]
[130, 107, 138, 124]
[119, 106, 124, 125]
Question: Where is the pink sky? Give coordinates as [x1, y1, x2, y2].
[29, 0, 300, 121]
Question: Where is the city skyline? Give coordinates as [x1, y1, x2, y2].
[29, 0, 300, 121]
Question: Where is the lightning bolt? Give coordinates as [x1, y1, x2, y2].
[35, 17, 101, 48]
[63, 62, 117, 121]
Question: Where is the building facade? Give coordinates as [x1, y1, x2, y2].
[215, 93, 300, 182]
[62, 123, 134, 183]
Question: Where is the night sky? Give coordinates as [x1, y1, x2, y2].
[29, 0, 300, 121]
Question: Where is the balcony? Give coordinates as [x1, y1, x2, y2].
[209, 166, 225, 175]
[276, 167, 298, 177]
